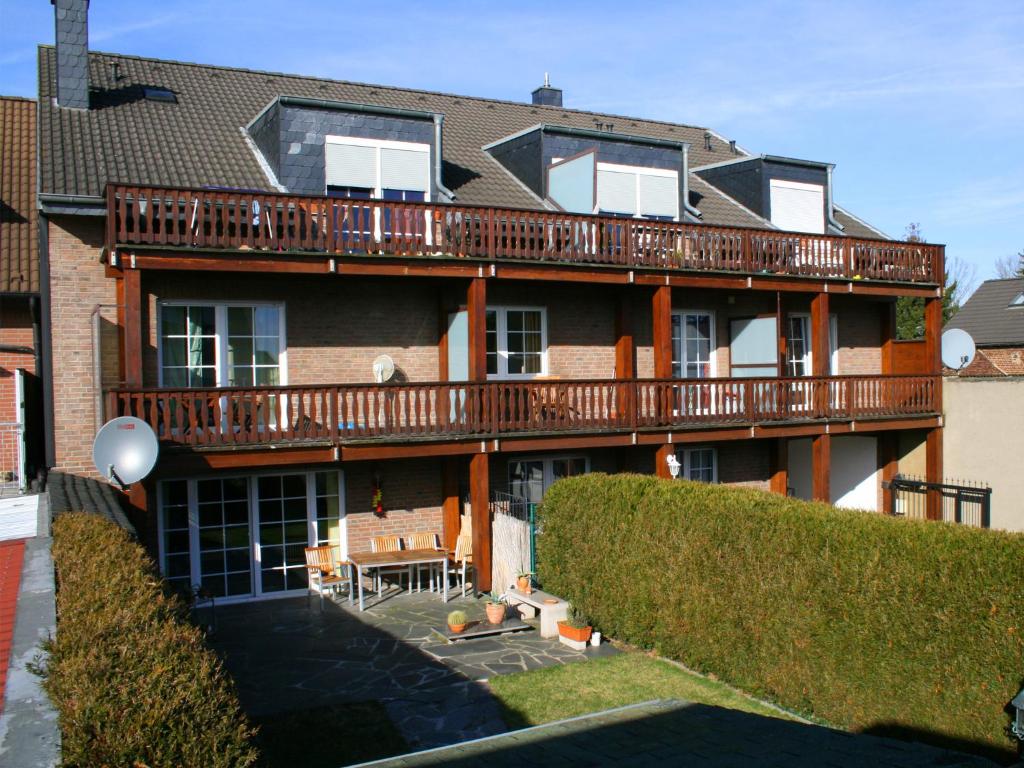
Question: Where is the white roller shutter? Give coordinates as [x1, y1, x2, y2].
[769, 179, 825, 234]
[325, 142, 376, 189]
[597, 170, 636, 215]
[381, 147, 429, 192]
[638, 172, 678, 218]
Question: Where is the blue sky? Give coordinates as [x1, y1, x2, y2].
[3, 0, 1022, 288]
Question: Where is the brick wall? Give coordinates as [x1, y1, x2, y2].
[0, 299, 34, 475]
[48, 216, 119, 475]
[343, 458, 442, 555]
[716, 440, 770, 490]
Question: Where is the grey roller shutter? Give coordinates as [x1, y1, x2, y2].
[325, 142, 376, 189]
[597, 169, 636, 215]
[638, 173, 678, 218]
[381, 147, 429, 192]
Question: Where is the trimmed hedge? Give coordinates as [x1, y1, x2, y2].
[40, 513, 258, 767]
[537, 474, 1024, 757]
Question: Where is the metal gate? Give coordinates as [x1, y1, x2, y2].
[489, 490, 537, 593]
[884, 474, 992, 527]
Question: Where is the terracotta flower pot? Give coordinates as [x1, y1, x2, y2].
[557, 621, 592, 644]
[485, 602, 506, 625]
[448, 622, 467, 634]
[516, 576, 532, 594]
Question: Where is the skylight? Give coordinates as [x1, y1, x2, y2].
[1010, 292, 1024, 307]
[143, 87, 177, 103]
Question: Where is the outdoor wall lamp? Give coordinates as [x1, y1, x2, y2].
[1011, 686, 1024, 743]
[666, 454, 681, 479]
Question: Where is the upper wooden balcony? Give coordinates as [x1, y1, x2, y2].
[105, 184, 943, 286]
[105, 374, 939, 453]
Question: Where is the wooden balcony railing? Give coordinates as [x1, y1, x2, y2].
[105, 184, 942, 284]
[104, 375, 938, 449]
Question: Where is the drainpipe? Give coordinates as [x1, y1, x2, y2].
[681, 144, 702, 221]
[433, 114, 457, 202]
[825, 165, 844, 234]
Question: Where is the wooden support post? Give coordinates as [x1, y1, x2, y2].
[880, 301, 896, 375]
[467, 278, 487, 382]
[655, 443, 673, 479]
[812, 433, 831, 502]
[923, 296, 943, 520]
[441, 457, 461, 552]
[810, 292, 830, 376]
[122, 268, 143, 387]
[776, 292, 786, 376]
[615, 292, 635, 379]
[438, 293, 450, 382]
[769, 438, 788, 496]
[925, 427, 943, 520]
[652, 286, 672, 379]
[469, 452, 491, 593]
[879, 432, 898, 515]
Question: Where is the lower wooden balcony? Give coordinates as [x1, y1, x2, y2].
[105, 375, 939, 451]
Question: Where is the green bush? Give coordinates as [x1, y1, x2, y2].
[537, 474, 1024, 757]
[39, 513, 258, 767]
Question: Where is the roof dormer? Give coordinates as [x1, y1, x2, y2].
[693, 154, 845, 234]
[484, 124, 700, 221]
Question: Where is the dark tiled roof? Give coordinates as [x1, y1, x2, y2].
[0, 97, 38, 294]
[833, 207, 888, 240]
[37, 47, 887, 234]
[945, 277, 1024, 346]
[47, 470, 137, 536]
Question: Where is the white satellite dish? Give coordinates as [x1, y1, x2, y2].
[941, 328, 976, 370]
[92, 416, 160, 488]
[372, 354, 396, 383]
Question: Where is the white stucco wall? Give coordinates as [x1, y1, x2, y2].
[787, 435, 879, 512]
[943, 377, 1024, 532]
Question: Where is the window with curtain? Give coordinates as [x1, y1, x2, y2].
[159, 303, 284, 388]
[485, 307, 546, 378]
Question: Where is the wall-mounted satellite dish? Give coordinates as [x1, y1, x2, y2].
[92, 416, 159, 489]
[372, 354, 396, 383]
[941, 328, 976, 370]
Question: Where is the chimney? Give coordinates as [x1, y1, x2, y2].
[52, 0, 90, 109]
[531, 73, 562, 107]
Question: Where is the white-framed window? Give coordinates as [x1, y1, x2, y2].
[674, 447, 717, 483]
[486, 306, 548, 379]
[325, 135, 431, 202]
[597, 161, 678, 221]
[507, 454, 589, 504]
[672, 310, 716, 379]
[786, 313, 839, 377]
[158, 302, 287, 388]
[157, 469, 346, 601]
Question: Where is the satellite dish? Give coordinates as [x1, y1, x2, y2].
[372, 354, 396, 383]
[941, 328, 976, 370]
[92, 416, 159, 488]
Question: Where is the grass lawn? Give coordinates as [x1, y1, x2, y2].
[488, 651, 797, 730]
[253, 701, 407, 768]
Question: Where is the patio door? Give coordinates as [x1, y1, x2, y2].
[672, 311, 715, 416]
[508, 455, 588, 505]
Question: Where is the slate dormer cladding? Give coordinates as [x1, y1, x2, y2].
[695, 156, 829, 222]
[247, 97, 438, 197]
[487, 125, 687, 207]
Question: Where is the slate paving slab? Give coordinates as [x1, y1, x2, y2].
[348, 700, 998, 768]
[209, 590, 616, 750]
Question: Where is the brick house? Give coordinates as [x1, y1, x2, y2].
[37, 1, 945, 600]
[0, 96, 43, 487]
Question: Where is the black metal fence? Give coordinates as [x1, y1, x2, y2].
[883, 474, 992, 528]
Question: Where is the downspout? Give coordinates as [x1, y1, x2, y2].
[37, 212, 55, 469]
[825, 165, 844, 234]
[434, 114, 456, 202]
[681, 144, 702, 221]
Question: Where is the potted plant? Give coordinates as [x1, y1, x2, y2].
[557, 603, 592, 647]
[447, 609, 467, 634]
[483, 591, 506, 625]
[516, 571, 533, 594]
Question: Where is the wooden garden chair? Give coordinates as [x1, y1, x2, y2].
[445, 534, 474, 598]
[370, 535, 407, 594]
[304, 545, 349, 609]
[406, 532, 441, 592]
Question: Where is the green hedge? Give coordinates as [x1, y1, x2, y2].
[40, 513, 258, 767]
[537, 474, 1024, 757]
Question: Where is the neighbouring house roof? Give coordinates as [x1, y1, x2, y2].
[945, 277, 1024, 347]
[0, 96, 38, 294]
[36, 47, 885, 236]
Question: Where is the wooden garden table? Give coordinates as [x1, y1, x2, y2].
[348, 548, 448, 611]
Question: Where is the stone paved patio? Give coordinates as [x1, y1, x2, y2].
[209, 589, 616, 749]
[350, 700, 997, 768]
